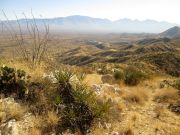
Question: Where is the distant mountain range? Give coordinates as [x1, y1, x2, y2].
[3, 15, 180, 33]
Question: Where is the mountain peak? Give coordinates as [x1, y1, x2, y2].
[161, 26, 180, 38]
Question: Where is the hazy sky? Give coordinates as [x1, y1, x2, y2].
[0, 0, 179, 23]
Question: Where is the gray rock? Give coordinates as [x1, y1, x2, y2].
[0, 119, 19, 135]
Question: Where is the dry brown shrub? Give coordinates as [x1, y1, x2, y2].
[154, 105, 165, 119]
[119, 123, 134, 135]
[5, 103, 26, 121]
[46, 111, 59, 126]
[170, 127, 180, 135]
[154, 88, 179, 103]
[29, 128, 42, 135]
[31, 115, 44, 129]
[123, 88, 148, 104]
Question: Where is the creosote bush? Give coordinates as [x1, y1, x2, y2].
[113, 70, 124, 81]
[124, 67, 148, 86]
[54, 69, 110, 135]
[0, 65, 30, 98]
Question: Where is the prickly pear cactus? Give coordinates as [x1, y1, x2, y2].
[0, 66, 30, 98]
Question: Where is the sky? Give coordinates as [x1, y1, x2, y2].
[0, 0, 179, 24]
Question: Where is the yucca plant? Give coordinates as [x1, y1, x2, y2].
[54, 69, 109, 135]
[54, 70, 74, 86]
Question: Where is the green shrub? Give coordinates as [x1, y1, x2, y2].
[54, 69, 110, 134]
[124, 67, 147, 86]
[0, 66, 29, 98]
[113, 70, 124, 80]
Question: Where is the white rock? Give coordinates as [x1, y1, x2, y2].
[1, 119, 19, 135]
[111, 131, 119, 135]
[104, 122, 111, 129]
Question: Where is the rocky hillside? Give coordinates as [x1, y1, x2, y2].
[58, 37, 180, 77]
[160, 26, 180, 38]
[0, 65, 180, 135]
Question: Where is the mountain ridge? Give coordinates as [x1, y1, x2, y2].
[3, 15, 180, 33]
[160, 26, 180, 38]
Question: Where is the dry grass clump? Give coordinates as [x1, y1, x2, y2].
[0, 101, 26, 121]
[122, 88, 148, 104]
[0, 100, 27, 123]
[84, 73, 102, 86]
[92, 128, 106, 135]
[46, 111, 59, 129]
[31, 116, 44, 128]
[0, 101, 4, 111]
[153, 120, 164, 133]
[30, 115, 47, 134]
[154, 88, 179, 103]
[154, 105, 165, 119]
[116, 102, 126, 112]
[7, 103, 26, 120]
[170, 127, 180, 135]
[0, 112, 6, 123]
[129, 112, 138, 123]
[118, 123, 134, 135]
[29, 128, 42, 135]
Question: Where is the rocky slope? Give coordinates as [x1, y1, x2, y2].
[160, 26, 180, 38]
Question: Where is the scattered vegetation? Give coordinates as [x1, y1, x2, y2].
[143, 52, 180, 77]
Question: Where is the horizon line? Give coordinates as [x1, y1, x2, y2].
[0, 14, 180, 25]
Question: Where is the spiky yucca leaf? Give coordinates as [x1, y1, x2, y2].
[54, 69, 74, 85]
